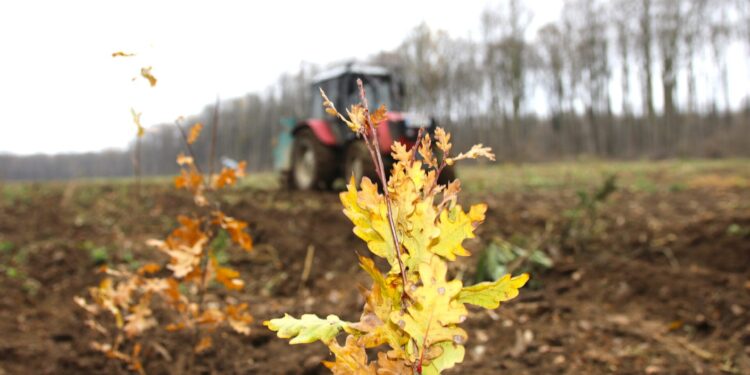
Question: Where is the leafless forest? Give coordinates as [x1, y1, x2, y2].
[2, 0, 750, 180]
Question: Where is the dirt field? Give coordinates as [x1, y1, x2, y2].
[1, 160, 749, 374]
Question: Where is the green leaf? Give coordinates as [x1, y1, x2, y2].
[422, 341, 465, 375]
[264, 313, 350, 344]
[457, 273, 529, 309]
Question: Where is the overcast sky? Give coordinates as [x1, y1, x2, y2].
[2, 1, 747, 156]
[0, 0, 564, 155]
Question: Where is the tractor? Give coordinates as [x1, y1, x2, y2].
[275, 64, 454, 190]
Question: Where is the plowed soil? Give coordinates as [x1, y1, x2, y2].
[1, 170, 749, 374]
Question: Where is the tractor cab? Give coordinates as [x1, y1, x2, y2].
[278, 64, 450, 190]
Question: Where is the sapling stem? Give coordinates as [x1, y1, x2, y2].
[356, 79, 410, 306]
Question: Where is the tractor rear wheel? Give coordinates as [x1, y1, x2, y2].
[290, 129, 336, 190]
[344, 141, 377, 187]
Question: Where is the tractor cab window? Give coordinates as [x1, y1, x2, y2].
[311, 80, 337, 119]
[345, 75, 393, 112]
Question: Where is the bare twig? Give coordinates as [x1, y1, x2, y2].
[299, 245, 315, 290]
[133, 136, 142, 199]
[175, 119, 206, 178]
[410, 127, 425, 164]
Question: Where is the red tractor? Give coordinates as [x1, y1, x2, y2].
[278, 64, 454, 190]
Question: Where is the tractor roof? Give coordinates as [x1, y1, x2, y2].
[312, 64, 390, 84]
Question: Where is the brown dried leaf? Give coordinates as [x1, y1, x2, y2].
[447, 144, 495, 165]
[112, 51, 135, 58]
[323, 335, 377, 374]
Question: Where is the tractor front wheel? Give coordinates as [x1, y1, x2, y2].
[290, 129, 336, 190]
[344, 141, 377, 187]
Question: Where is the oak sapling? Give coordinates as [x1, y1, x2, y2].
[76, 122, 254, 374]
[265, 80, 529, 374]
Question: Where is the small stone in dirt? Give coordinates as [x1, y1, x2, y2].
[645, 365, 663, 374]
[475, 329, 489, 343]
[304, 355, 325, 371]
[578, 320, 592, 331]
[571, 270, 583, 281]
[730, 304, 744, 316]
[553, 355, 565, 365]
[471, 344, 486, 359]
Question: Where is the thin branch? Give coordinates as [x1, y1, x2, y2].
[209, 96, 220, 178]
[175, 120, 204, 175]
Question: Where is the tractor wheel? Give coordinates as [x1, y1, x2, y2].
[344, 141, 377, 187]
[290, 129, 336, 190]
[437, 164, 456, 185]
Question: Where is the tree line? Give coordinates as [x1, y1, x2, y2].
[2, 0, 750, 180]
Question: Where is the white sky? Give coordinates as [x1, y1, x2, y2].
[0, 0, 559, 155]
[3, 1, 746, 156]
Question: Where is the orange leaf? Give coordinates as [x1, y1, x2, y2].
[214, 213, 253, 251]
[187, 123, 203, 144]
[137, 263, 161, 275]
[213, 167, 237, 189]
[211, 257, 244, 291]
[369, 104, 388, 125]
[195, 336, 213, 353]
[176, 153, 194, 166]
[226, 303, 253, 335]
[140, 66, 157, 87]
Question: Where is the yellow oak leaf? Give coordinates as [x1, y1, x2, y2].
[345, 104, 367, 133]
[418, 134, 437, 169]
[390, 256, 467, 366]
[130, 108, 145, 137]
[457, 273, 529, 309]
[391, 142, 410, 162]
[434, 127, 452, 157]
[430, 204, 486, 261]
[341, 177, 400, 271]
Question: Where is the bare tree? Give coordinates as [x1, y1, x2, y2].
[563, 0, 612, 155]
[481, 0, 533, 157]
[638, 0, 656, 120]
